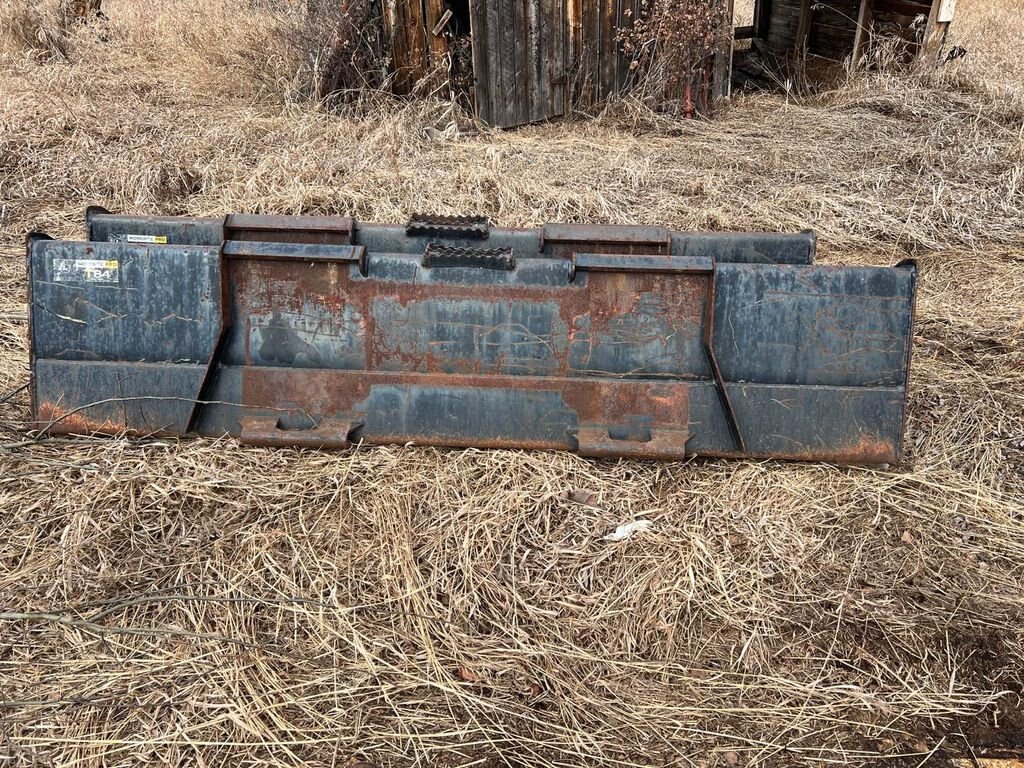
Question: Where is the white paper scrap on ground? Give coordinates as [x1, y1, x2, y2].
[604, 519, 654, 542]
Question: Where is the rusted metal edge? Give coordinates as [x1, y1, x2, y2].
[185, 239, 232, 435]
[24, 232, 52, 434]
[239, 416, 363, 450]
[577, 424, 691, 460]
[541, 223, 672, 249]
[222, 240, 366, 266]
[572, 253, 713, 278]
[225, 213, 355, 237]
[82, 210, 819, 265]
[34, 370, 907, 464]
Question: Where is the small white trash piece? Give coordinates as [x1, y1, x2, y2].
[604, 519, 654, 542]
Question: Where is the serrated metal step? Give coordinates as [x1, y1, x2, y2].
[406, 214, 490, 240]
[422, 242, 514, 270]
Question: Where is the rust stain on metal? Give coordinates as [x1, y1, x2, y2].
[37, 403, 142, 438]
[231, 260, 703, 379]
[239, 416, 361, 449]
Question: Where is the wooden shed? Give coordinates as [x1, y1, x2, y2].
[736, 0, 958, 68]
[355, 0, 957, 129]
[379, 0, 654, 128]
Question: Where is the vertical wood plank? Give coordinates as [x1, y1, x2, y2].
[611, 0, 620, 92]
[712, 0, 736, 104]
[486, 0, 504, 125]
[469, 0, 493, 123]
[851, 0, 873, 67]
[551, 0, 567, 116]
[617, 0, 642, 92]
[547, 0, 559, 119]
[602, 0, 610, 97]
[514, 0, 530, 124]
[754, 0, 772, 40]
[600, 0, 616, 100]
[795, 0, 812, 55]
[494, 0, 517, 126]
[592, 0, 602, 104]
[410, 0, 428, 83]
[612, 0, 632, 92]
[531, 0, 543, 122]
[527, 0, 545, 122]
[567, 0, 583, 107]
[390, 0, 410, 93]
[593, 0, 604, 101]
[508, 0, 523, 125]
[579, 0, 593, 106]
[424, 0, 449, 71]
[919, 0, 951, 66]
[517, 0, 532, 125]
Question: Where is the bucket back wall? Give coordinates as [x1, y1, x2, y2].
[29, 213, 916, 463]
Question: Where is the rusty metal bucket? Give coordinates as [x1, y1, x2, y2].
[26, 210, 917, 463]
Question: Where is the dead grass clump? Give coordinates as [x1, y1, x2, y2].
[281, 0, 391, 102]
[0, 0, 70, 60]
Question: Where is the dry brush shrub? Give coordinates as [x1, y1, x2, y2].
[621, 0, 732, 116]
[1, 0, 107, 63]
[274, 0, 391, 103]
[0, 0, 71, 59]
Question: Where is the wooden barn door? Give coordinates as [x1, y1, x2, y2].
[469, 0, 568, 128]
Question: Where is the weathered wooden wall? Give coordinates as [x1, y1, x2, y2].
[763, 0, 943, 62]
[372, 0, 645, 128]
[470, 0, 569, 127]
[567, 0, 644, 106]
[764, 0, 860, 58]
[469, 0, 646, 125]
[326, 0, 953, 127]
[381, 0, 449, 94]
[377, 0, 742, 127]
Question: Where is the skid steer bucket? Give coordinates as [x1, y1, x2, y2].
[27, 211, 916, 463]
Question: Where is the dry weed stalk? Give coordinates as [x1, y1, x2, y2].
[1, 0, 70, 59]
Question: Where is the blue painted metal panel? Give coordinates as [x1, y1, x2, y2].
[33, 359, 210, 435]
[84, 212, 818, 265]
[713, 263, 916, 387]
[30, 240, 222, 364]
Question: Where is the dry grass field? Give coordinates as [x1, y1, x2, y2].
[0, 1, 1022, 766]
